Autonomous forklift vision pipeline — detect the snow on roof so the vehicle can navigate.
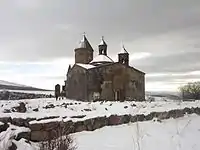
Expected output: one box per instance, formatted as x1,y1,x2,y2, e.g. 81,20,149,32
76,63,96,69
90,55,114,63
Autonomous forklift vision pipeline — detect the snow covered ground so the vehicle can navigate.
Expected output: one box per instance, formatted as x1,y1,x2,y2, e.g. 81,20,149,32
73,114,200,150
0,97,200,123
0,124,39,150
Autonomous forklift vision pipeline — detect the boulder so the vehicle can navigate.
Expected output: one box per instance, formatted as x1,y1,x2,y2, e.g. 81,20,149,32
84,109,92,111
108,115,122,125
74,121,86,132
124,106,128,109
43,122,59,131
157,111,170,120
71,115,86,119
194,107,200,115
93,117,108,129
84,119,94,131
12,118,29,127
8,142,17,150
12,102,27,113
43,104,55,109
131,114,145,122
121,115,131,124
0,117,12,124
33,108,39,112
31,131,49,142
0,123,9,132
15,131,31,141
62,121,74,134
183,107,193,114
29,123,43,131
3,109,11,113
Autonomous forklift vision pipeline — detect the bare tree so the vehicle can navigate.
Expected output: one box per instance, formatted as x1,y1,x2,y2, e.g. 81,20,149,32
179,82,200,100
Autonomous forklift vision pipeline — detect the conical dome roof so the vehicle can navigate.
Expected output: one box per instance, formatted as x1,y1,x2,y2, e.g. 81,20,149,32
76,33,93,51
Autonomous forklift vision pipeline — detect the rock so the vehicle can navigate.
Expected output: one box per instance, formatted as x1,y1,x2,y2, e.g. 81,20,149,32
74,121,86,132
29,123,43,131
108,115,122,125
15,131,31,141
84,109,92,111
194,107,200,115
136,114,145,122
130,114,145,122
145,113,155,121
0,123,9,132
12,118,28,127
43,104,55,109
63,121,74,134
124,106,128,109
183,107,193,114
131,104,136,107
33,108,39,112
157,111,170,120
8,142,17,150
70,115,86,119
0,117,12,124
3,109,11,113
31,131,50,142
121,115,131,124
43,122,59,131
84,119,94,131
12,102,27,113
93,117,108,129
168,109,184,118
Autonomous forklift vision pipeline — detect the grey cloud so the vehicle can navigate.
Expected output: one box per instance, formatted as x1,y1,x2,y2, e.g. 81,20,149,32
146,74,200,83
0,0,200,61
133,51,200,73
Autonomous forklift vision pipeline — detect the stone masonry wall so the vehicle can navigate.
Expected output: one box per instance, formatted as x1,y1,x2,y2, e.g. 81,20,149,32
0,107,200,142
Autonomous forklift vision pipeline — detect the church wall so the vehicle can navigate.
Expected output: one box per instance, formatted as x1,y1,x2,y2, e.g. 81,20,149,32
66,65,88,101
87,63,145,101
125,67,145,101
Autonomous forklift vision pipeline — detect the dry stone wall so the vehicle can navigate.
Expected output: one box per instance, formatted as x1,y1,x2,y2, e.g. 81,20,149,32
0,107,200,142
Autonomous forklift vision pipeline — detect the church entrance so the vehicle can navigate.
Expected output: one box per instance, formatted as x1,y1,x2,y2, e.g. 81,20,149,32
115,90,120,101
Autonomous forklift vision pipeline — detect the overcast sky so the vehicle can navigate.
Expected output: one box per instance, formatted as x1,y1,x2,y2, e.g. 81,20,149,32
0,0,200,91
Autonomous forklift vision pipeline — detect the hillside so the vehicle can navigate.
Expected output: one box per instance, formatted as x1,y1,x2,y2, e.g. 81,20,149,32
0,80,50,91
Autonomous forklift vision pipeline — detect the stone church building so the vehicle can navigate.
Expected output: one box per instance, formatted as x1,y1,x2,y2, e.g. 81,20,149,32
63,35,145,101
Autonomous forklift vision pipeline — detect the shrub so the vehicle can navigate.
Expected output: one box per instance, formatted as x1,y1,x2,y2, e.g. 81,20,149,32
40,135,76,150
179,82,200,100
40,121,76,150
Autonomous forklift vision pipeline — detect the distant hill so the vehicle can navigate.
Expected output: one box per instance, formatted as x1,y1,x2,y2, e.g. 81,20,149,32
146,91,181,100
0,80,51,91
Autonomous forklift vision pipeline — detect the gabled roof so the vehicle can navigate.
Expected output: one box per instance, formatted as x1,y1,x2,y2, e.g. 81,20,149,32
75,63,96,69
89,62,145,74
